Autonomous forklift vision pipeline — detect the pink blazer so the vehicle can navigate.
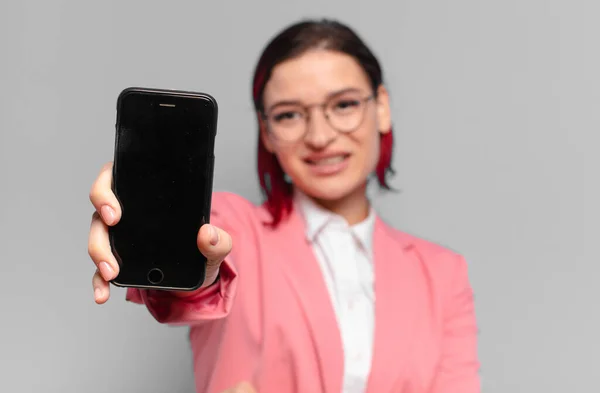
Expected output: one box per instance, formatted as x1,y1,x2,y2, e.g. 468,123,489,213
126,192,480,393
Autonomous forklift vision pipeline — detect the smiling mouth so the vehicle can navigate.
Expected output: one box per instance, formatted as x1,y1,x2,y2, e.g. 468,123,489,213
305,154,350,166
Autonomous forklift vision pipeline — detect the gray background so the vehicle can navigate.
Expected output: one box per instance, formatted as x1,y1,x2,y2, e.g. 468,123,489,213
1,0,597,392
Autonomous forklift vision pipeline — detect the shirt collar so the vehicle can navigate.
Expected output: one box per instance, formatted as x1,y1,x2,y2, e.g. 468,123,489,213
293,189,376,256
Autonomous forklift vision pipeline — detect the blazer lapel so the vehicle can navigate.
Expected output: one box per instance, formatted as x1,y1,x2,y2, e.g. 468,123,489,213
366,218,419,393
274,209,344,393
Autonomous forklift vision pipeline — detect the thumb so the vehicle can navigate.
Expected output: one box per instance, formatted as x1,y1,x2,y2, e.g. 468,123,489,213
197,223,232,285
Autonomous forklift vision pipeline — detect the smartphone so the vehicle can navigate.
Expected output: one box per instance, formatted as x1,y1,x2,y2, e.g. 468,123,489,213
109,87,218,291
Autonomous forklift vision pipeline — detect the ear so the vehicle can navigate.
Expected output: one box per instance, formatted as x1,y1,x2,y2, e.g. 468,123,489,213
259,113,275,153
375,84,392,134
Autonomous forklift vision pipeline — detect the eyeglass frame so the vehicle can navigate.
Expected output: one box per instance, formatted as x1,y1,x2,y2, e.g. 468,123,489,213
259,89,377,143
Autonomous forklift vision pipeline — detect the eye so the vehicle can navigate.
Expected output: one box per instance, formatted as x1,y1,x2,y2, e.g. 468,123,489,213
332,99,361,112
272,110,303,123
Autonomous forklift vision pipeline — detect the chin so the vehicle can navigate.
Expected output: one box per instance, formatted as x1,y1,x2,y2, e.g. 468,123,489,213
296,176,363,202
283,157,371,202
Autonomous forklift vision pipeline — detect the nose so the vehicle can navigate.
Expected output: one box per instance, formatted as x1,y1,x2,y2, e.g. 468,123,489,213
303,110,337,149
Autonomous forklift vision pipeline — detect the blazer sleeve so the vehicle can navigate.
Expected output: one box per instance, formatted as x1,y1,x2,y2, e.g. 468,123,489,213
123,191,250,326
430,255,481,393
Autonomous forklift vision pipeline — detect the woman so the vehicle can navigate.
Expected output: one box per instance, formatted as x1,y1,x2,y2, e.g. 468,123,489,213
88,19,480,393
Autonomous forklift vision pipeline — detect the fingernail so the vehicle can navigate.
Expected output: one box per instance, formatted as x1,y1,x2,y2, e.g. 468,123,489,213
209,225,219,246
98,261,115,281
101,205,116,225
94,287,102,301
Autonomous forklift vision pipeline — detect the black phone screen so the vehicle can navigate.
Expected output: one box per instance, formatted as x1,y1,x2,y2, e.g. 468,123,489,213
110,89,217,290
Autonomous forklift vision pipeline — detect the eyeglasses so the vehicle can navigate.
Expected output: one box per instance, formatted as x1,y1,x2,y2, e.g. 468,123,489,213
261,90,375,143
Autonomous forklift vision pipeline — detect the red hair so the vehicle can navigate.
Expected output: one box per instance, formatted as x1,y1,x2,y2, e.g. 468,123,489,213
252,19,396,227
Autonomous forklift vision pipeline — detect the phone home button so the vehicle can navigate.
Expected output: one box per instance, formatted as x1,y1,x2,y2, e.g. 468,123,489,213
147,268,164,284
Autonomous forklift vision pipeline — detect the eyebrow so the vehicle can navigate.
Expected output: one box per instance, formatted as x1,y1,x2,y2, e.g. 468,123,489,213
265,87,364,112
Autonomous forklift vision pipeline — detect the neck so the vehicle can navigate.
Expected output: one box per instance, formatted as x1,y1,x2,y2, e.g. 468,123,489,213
310,183,370,225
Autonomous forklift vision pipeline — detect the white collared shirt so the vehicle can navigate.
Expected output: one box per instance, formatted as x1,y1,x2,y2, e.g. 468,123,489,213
294,191,376,393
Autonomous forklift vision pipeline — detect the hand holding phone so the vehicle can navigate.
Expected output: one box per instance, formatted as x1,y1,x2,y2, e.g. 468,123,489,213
87,87,229,301
88,161,232,302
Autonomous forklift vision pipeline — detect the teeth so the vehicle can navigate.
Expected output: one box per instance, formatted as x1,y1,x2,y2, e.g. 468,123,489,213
310,155,346,165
